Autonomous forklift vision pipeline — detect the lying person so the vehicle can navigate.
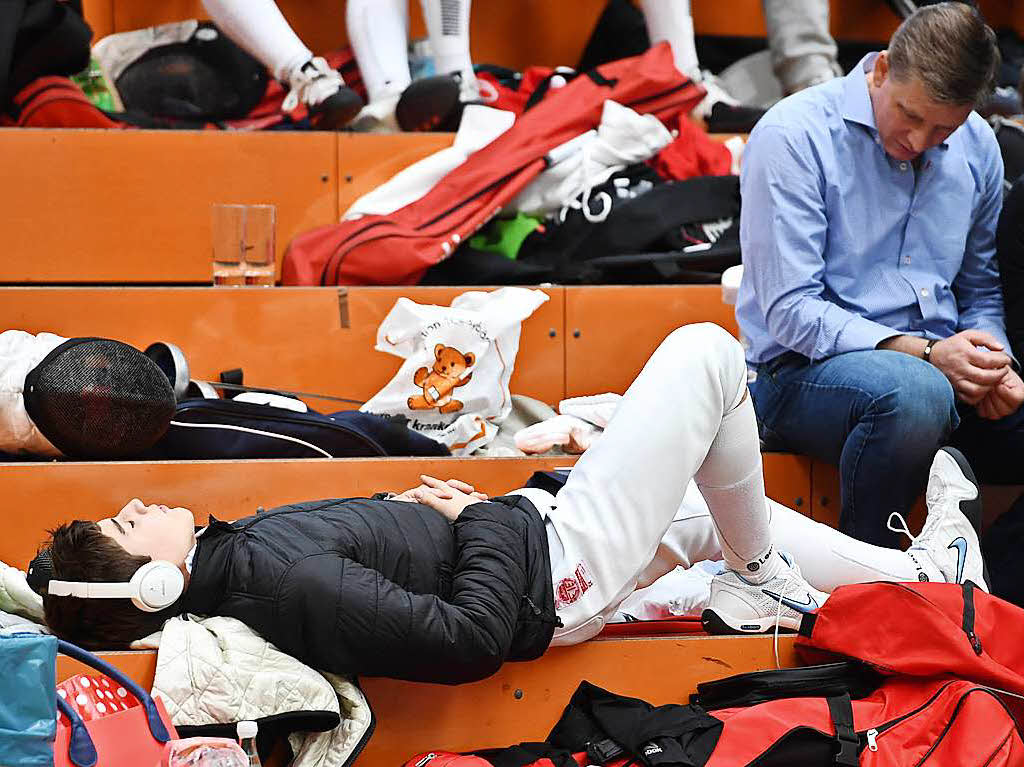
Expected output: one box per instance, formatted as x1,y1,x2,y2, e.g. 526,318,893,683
30,323,986,684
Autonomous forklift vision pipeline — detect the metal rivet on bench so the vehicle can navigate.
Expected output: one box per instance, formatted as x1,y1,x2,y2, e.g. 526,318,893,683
793,497,803,507
819,497,830,507
513,689,524,700
573,329,581,338
344,175,353,183
256,506,265,514
549,328,557,338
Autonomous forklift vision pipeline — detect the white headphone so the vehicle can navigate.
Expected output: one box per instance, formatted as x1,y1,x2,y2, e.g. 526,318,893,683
47,560,185,613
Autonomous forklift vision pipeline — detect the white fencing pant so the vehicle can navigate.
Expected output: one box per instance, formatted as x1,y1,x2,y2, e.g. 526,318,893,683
543,323,752,644
642,489,922,593
201,0,312,83
528,323,924,645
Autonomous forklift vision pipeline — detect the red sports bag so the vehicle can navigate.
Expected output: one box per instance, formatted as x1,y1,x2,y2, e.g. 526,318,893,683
281,43,704,287
1,76,126,128
798,580,1024,695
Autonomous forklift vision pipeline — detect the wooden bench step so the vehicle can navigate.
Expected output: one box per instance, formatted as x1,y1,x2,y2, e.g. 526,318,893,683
0,285,736,404
81,0,1021,72
0,452,811,567
61,634,799,766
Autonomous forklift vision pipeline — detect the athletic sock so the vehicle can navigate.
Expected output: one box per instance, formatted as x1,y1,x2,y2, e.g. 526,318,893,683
420,0,475,84
201,0,312,83
347,0,412,104
639,0,700,78
695,395,780,584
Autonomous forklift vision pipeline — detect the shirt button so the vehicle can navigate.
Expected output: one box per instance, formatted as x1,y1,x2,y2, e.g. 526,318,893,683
899,162,909,171
904,256,911,264
920,288,929,297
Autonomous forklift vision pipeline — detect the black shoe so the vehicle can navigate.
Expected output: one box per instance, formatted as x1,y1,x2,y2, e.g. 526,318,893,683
705,101,767,134
395,73,464,132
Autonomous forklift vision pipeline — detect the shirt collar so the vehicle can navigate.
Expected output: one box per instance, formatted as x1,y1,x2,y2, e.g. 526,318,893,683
841,53,881,132
183,526,208,575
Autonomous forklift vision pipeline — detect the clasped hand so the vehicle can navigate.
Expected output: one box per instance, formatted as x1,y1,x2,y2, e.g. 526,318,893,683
931,330,1024,419
392,475,489,521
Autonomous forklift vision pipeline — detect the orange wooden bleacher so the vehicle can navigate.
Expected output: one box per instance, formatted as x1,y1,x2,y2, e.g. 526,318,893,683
59,635,800,765
79,0,1023,72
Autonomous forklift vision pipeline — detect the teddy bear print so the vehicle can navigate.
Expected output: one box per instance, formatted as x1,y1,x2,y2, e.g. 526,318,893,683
408,343,476,414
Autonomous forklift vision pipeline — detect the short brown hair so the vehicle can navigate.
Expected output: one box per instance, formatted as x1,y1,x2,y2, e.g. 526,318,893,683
40,521,178,649
888,2,999,106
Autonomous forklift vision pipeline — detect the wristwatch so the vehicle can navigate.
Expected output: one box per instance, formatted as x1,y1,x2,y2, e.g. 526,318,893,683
922,339,937,363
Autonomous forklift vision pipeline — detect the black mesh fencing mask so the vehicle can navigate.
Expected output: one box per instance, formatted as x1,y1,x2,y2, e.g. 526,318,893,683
23,338,176,459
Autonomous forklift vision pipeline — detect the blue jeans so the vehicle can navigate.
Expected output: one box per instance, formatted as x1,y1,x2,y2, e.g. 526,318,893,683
750,349,1024,547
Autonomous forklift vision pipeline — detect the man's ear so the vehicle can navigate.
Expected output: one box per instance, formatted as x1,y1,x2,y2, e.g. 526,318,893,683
463,352,476,367
873,50,890,88
434,343,446,359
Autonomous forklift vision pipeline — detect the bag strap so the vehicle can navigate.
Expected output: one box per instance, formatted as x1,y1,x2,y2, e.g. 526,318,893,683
57,639,173,744
56,696,99,767
825,693,859,767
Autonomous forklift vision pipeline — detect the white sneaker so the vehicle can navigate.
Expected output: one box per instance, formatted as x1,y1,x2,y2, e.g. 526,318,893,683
692,71,738,119
901,447,989,591
702,552,828,634
282,57,363,128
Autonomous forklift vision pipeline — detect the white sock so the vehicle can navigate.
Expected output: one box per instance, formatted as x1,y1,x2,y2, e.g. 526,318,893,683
201,0,312,83
694,395,779,584
766,499,922,592
420,0,475,85
347,0,412,104
639,0,700,79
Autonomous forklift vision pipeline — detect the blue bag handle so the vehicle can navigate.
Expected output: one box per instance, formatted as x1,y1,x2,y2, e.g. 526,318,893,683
56,696,99,767
56,639,172,766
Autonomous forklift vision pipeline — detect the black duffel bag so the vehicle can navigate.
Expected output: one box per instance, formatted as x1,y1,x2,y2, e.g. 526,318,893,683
145,397,449,459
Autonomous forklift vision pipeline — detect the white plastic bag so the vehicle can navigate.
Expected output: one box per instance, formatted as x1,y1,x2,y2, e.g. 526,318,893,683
361,288,549,454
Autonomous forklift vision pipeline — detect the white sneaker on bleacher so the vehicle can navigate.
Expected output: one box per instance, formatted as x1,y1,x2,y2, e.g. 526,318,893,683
702,551,828,634
901,447,989,591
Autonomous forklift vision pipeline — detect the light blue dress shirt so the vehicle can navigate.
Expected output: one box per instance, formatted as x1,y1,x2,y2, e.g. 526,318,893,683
736,53,1008,365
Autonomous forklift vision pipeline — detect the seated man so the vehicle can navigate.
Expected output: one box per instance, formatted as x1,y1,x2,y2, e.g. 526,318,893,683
31,324,985,684
736,3,1024,547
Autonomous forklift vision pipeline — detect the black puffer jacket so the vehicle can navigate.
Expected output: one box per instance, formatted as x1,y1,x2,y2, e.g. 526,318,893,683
180,496,557,684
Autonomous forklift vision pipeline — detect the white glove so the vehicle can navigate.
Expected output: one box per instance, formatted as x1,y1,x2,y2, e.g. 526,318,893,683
558,393,622,428
514,415,600,454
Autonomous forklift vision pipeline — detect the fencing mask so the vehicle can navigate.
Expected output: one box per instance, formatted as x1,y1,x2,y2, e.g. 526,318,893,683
22,338,176,459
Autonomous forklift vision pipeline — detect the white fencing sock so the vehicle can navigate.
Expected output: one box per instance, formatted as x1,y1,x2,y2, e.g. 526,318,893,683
201,0,312,83
420,0,475,86
347,0,412,104
766,499,923,592
695,395,780,584
639,0,700,78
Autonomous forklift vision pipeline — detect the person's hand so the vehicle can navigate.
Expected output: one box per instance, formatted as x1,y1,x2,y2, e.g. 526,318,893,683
929,330,1012,405
406,476,488,522
976,368,1024,420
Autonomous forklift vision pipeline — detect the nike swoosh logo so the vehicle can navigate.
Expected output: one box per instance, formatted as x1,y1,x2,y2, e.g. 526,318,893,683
949,537,968,583
762,589,819,614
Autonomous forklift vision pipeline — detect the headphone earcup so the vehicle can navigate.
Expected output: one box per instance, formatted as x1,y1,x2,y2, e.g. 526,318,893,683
129,561,185,612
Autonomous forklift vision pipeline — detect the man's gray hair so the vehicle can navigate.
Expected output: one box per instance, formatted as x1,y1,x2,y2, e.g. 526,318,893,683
888,2,1000,106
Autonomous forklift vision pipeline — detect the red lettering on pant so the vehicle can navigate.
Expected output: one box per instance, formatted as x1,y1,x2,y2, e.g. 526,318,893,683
556,561,594,608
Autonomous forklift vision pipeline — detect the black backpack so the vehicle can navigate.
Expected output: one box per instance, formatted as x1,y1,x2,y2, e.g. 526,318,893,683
0,0,92,111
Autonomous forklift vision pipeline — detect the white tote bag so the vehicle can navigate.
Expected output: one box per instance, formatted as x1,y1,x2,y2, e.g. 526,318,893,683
360,288,549,455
